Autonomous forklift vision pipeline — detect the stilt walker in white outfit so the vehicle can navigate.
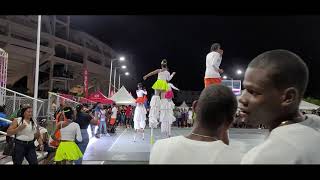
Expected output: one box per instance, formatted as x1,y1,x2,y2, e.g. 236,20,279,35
161,82,179,138
133,83,147,142
143,59,175,144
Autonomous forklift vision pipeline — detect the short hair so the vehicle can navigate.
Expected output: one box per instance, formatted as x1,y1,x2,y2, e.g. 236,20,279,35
196,85,237,129
248,49,309,98
211,43,221,52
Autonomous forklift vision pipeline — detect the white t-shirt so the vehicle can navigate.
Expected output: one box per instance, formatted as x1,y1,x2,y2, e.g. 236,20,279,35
157,70,170,81
241,114,320,164
60,122,82,142
111,107,117,119
188,110,193,120
99,109,106,121
16,118,37,141
149,136,243,164
205,51,222,78
34,127,48,147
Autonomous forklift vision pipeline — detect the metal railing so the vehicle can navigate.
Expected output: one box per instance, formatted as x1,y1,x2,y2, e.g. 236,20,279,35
0,87,44,118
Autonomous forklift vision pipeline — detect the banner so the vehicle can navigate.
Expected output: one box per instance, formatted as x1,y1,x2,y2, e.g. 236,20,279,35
84,67,88,98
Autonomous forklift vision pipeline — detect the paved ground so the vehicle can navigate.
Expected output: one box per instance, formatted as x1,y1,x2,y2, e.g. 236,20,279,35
82,127,268,164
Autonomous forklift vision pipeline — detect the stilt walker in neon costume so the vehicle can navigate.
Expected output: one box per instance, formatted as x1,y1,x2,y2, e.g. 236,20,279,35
143,59,174,144
133,83,147,142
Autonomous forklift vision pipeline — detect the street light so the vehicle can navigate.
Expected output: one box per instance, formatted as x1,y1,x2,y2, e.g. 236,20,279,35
114,65,127,93
236,69,242,75
118,72,130,89
223,75,227,79
108,56,125,97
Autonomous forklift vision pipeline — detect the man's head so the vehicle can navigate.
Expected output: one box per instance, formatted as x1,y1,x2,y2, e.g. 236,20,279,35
193,85,237,132
239,49,309,129
210,43,221,52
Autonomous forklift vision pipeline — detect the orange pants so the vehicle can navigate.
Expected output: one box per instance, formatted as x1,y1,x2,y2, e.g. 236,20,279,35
204,78,222,87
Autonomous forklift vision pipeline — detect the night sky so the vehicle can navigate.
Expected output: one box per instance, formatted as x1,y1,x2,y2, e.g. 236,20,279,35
70,15,320,98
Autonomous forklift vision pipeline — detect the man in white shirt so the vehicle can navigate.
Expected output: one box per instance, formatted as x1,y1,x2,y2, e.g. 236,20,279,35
239,49,320,164
110,103,118,126
204,43,224,88
149,85,243,164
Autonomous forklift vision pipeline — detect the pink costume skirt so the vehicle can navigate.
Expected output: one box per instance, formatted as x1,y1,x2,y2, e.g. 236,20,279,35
165,90,174,99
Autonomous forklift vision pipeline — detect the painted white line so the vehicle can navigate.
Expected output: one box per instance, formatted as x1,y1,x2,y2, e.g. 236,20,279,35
108,129,127,151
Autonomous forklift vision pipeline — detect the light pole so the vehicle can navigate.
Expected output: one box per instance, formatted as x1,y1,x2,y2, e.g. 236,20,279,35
33,15,41,120
113,65,126,93
108,56,125,97
118,72,129,89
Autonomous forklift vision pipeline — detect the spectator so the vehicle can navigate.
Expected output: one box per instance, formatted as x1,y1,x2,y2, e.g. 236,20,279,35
187,108,193,127
150,85,242,164
73,104,98,164
0,105,10,132
110,103,118,128
54,106,82,165
6,106,44,165
239,50,320,164
125,105,133,129
36,119,56,164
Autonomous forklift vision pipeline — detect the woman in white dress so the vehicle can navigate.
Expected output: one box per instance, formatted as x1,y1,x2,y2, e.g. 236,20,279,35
133,83,147,142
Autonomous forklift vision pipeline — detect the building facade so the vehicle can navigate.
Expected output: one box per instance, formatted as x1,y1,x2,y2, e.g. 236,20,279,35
0,15,116,98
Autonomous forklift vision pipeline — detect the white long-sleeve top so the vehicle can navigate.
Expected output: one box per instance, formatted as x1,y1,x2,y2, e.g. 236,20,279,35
168,83,179,91
205,51,222,78
136,89,147,97
60,122,82,142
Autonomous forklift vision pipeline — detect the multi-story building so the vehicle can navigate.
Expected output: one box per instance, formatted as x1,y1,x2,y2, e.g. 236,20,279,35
0,15,117,98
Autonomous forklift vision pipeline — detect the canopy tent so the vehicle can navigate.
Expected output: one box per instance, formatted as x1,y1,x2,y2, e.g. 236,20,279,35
177,101,190,110
88,91,113,104
110,86,136,106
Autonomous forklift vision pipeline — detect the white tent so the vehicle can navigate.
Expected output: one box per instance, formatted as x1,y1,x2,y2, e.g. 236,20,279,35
236,96,319,110
110,86,136,106
299,100,319,110
178,101,189,110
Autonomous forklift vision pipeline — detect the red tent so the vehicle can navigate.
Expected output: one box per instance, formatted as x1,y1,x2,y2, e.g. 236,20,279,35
87,91,113,104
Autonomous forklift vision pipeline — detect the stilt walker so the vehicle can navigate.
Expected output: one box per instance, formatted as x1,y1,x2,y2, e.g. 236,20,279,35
133,83,147,142
143,59,174,144
161,82,179,138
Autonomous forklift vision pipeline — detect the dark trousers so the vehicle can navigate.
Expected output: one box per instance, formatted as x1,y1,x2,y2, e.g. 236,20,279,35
75,129,89,165
13,140,38,165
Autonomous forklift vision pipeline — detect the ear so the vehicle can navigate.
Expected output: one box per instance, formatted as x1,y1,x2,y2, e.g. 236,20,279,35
281,87,299,106
192,100,198,112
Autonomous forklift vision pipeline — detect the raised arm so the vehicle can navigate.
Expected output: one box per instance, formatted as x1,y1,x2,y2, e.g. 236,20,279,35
143,69,160,80
168,72,176,81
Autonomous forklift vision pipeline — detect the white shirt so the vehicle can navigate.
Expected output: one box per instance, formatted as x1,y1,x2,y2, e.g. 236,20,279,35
34,127,48,147
60,122,82,142
205,51,222,78
241,114,320,164
136,89,147,98
157,70,171,81
99,109,106,121
111,107,117,119
150,136,243,164
188,111,193,119
16,118,37,141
